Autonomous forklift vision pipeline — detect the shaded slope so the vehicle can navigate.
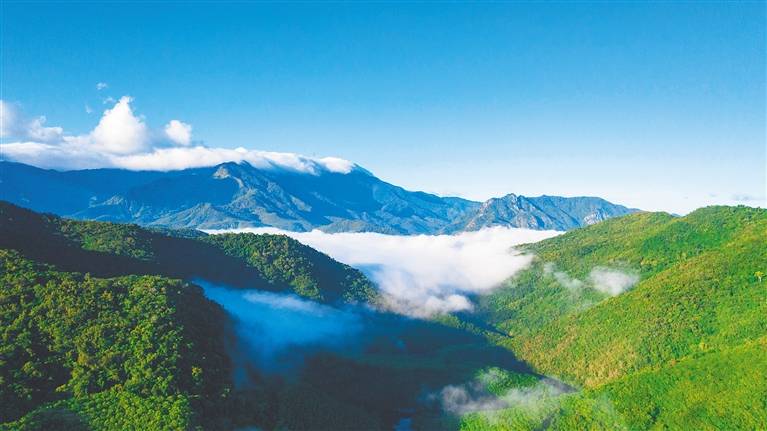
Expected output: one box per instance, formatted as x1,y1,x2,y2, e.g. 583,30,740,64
0,201,375,303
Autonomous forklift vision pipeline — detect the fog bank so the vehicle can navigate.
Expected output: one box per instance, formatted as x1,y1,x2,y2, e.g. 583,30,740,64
198,280,362,372
206,227,560,317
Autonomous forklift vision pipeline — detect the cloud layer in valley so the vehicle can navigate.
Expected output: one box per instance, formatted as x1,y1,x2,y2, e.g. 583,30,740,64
198,280,362,372
0,97,354,174
206,227,561,317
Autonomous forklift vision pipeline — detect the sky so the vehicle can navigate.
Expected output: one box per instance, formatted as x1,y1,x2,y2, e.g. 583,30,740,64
1,1,765,214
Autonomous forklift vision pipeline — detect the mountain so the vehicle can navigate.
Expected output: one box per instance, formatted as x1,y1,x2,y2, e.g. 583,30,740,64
0,161,636,233
0,201,376,304
451,193,635,231
1,202,764,430
454,205,767,429
0,202,537,431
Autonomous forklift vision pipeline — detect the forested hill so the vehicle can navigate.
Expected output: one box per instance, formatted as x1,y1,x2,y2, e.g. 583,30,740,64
0,201,538,431
457,205,767,429
0,201,376,304
0,201,379,429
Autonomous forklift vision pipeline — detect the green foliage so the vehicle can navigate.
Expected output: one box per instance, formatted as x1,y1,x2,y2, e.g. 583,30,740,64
550,337,767,430
0,390,193,431
0,201,377,304
463,206,767,430
202,233,378,303
0,250,231,428
512,207,767,387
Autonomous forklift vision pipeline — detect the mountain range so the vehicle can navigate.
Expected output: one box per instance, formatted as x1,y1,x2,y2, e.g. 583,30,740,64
1,202,764,430
0,161,636,233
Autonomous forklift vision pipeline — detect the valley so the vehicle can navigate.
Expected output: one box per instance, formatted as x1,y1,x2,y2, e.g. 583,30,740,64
0,201,764,430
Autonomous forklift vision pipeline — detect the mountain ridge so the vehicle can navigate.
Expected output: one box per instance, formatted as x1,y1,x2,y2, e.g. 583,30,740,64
0,160,637,233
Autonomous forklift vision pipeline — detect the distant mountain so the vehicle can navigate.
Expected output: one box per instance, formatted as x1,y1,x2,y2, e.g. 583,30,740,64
451,193,636,231
0,161,636,233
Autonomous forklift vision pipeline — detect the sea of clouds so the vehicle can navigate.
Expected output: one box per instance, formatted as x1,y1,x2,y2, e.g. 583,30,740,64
206,227,561,317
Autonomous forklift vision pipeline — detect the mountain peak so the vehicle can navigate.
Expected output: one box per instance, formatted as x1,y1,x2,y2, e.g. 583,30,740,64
0,161,636,233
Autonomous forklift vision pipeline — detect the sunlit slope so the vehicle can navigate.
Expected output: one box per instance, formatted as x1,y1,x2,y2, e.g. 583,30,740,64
508,206,767,386
548,337,767,430
468,206,767,429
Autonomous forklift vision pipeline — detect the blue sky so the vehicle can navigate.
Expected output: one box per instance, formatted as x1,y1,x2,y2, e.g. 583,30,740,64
1,1,765,213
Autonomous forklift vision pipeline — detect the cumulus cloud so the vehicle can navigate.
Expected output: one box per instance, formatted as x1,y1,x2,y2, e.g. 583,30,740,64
96,82,108,90
90,96,150,154
0,97,356,174
164,119,192,146
0,100,63,142
589,267,639,296
206,227,561,317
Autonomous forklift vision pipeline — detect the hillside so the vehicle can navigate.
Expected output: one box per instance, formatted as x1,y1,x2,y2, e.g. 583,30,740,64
0,202,544,431
0,250,232,429
0,161,635,233
0,201,376,304
459,206,767,429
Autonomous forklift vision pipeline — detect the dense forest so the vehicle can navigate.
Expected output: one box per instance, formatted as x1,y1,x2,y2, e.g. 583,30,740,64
0,201,537,430
1,201,764,430
451,206,767,429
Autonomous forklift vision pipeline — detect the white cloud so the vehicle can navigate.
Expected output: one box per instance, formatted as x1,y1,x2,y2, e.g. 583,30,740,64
96,82,108,90
0,100,16,137
206,226,561,317
543,262,584,292
545,263,639,297
437,370,565,416
164,119,192,146
0,101,63,143
0,97,356,175
89,96,149,154
589,267,639,296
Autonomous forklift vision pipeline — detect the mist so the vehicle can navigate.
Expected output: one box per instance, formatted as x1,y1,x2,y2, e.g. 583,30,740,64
205,227,560,317
436,369,567,416
197,280,363,372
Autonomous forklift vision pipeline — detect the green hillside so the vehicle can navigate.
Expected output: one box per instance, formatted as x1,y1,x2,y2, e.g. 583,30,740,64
460,206,767,429
0,201,536,431
0,250,230,429
0,201,376,303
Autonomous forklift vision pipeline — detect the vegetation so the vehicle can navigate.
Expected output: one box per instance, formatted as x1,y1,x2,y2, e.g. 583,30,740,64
456,206,767,429
0,250,230,429
0,201,376,303
202,233,377,302
2,201,765,430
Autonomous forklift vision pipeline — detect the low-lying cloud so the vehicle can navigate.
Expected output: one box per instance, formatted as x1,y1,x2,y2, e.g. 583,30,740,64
545,263,639,297
437,369,566,416
589,267,639,296
206,227,560,317
0,97,355,174
198,280,362,371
